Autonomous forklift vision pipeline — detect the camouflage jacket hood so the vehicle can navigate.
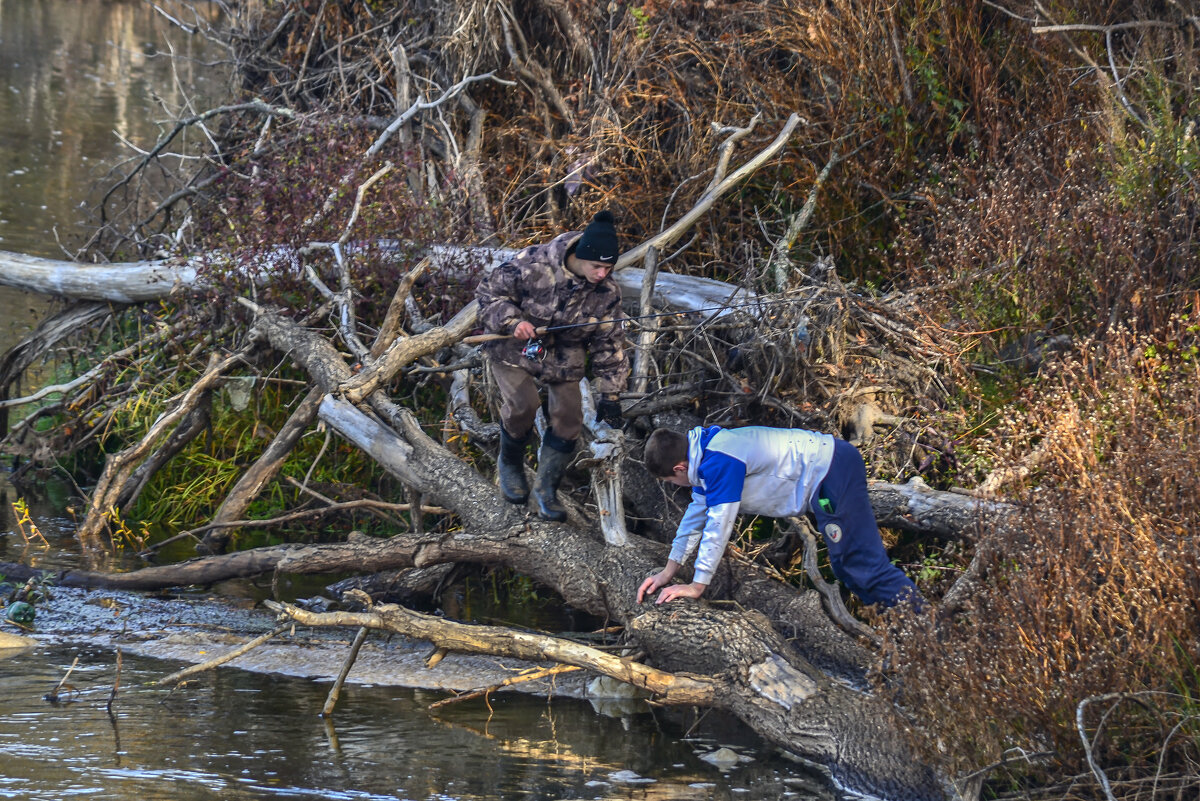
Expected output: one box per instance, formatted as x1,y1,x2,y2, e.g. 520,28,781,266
475,230,629,394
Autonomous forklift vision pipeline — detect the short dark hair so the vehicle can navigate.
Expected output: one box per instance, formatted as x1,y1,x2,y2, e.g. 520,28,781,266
644,428,688,477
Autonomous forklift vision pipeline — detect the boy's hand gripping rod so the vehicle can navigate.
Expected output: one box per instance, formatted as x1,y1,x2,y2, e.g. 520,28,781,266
462,327,548,345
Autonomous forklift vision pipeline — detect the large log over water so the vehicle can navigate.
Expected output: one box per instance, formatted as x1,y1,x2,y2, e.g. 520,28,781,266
0,300,998,800
0,397,948,800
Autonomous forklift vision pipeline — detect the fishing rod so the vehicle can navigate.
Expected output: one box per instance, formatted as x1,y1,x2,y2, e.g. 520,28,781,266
461,296,805,347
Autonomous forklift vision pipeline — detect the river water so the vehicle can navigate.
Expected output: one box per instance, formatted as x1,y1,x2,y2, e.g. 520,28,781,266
0,2,831,798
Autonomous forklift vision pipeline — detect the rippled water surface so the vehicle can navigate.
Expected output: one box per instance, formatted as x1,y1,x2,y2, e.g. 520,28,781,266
0,643,828,800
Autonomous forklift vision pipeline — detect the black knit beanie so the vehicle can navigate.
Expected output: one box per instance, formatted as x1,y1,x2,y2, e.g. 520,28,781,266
573,211,620,264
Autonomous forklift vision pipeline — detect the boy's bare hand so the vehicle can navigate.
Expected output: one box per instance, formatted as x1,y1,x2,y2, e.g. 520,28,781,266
637,573,669,603
654,582,705,604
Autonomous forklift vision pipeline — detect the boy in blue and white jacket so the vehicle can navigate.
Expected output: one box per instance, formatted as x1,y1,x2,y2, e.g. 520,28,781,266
637,425,921,609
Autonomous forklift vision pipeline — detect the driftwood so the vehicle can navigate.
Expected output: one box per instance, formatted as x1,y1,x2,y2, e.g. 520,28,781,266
266,598,718,705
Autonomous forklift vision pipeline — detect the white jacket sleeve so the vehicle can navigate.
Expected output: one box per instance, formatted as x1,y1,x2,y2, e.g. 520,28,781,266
667,492,740,586
667,491,708,566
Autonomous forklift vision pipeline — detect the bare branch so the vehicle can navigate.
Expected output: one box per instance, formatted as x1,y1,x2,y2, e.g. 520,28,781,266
365,71,515,158
617,114,804,268
265,600,719,705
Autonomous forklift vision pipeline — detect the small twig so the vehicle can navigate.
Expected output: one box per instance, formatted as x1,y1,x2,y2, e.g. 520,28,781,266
366,71,515,157
1031,19,1180,34
618,113,804,268
98,100,300,219
160,492,451,546
768,147,844,291
704,113,762,195
106,648,123,714
1077,693,1124,801
322,627,369,716
290,0,329,101
46,656,80,703
337,162,394,246
631,246,661,396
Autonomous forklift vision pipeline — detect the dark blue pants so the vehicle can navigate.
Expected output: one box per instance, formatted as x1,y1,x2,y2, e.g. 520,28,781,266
812,439,922,609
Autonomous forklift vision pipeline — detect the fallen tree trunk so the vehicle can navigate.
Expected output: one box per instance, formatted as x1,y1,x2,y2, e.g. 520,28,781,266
5,390,984,801
0,245,754,317
870,476,1011,540
0,250,201,303
0,299,984,798
1,439,948,801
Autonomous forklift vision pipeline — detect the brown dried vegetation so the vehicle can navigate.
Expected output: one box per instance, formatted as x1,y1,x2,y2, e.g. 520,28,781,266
884,316,1200,797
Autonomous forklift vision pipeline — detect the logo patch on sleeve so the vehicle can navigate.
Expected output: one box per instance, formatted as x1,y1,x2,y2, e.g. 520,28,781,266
824,522,843,543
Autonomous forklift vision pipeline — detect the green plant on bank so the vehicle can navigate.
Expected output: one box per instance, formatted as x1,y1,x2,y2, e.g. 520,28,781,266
1101,52,1199,208
910,542,962,591
106,505,150,553
118,368,448,548
10,498,48,546
134,393,352,535
629,5,651,40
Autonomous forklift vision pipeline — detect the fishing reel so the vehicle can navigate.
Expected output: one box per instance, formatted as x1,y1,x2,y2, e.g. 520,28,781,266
521,339,546,361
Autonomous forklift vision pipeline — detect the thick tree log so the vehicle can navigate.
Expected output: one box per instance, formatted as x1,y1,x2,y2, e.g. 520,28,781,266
0,245,755,323
293,395,946,800
870,476,1011,540
1,522,944,801
0,250,201,303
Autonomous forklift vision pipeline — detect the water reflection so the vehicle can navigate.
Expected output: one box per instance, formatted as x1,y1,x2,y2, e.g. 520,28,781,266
0,0,227,538
0,0,225,258
0,646,827,800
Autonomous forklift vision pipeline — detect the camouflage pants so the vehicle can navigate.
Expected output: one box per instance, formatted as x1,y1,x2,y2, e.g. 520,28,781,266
489,359,582,442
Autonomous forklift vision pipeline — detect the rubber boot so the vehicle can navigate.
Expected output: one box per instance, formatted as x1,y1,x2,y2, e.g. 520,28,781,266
497,427,530,504
533,430,575,522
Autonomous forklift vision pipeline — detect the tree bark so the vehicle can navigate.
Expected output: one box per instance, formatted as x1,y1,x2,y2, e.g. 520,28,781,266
0,245,756,318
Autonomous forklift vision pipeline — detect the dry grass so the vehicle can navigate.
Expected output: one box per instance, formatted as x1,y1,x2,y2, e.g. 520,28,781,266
881,314,1200,796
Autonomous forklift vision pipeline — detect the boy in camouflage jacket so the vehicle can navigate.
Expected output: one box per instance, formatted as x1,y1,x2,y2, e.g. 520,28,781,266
476,211,629,521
